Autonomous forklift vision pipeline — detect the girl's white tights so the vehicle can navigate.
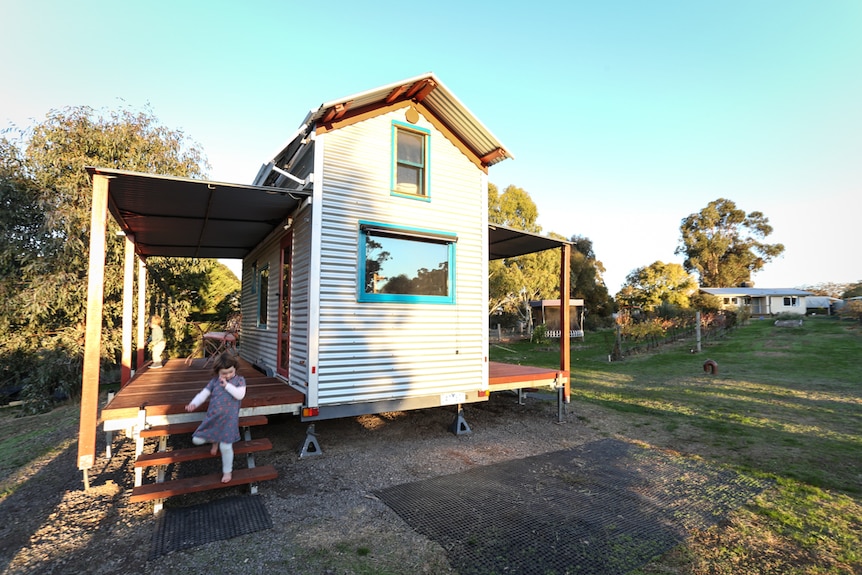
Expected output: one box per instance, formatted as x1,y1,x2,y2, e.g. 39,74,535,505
192,436,234,473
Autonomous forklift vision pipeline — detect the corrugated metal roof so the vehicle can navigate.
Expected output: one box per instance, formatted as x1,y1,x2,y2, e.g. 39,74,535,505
489,225,570,260
85,168,559,262
86,167,310,259
306,73,512,167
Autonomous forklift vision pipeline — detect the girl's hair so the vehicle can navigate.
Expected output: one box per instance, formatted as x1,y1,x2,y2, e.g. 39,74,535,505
150,314,162,325
212,352,240,374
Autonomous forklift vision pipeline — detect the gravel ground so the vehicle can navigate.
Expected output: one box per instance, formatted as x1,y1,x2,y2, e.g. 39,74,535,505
1,392,621,575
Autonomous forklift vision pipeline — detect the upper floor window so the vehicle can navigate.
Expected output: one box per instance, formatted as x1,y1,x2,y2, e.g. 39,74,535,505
392,122,430,199
358,222,455,304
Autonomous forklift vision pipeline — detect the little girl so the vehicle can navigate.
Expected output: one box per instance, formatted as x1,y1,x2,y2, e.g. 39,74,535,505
185,352,247,483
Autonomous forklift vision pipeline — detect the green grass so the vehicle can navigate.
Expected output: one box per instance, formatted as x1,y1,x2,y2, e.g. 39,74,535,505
0,402,79,478
491,316,862,574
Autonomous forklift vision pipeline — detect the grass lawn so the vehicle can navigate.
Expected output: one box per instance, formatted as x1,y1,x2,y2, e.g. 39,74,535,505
491,316,862,574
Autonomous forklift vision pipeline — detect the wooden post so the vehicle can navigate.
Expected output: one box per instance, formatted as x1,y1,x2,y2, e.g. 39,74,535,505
696,311,702,353
559,243,571,402
77,174,110,482
121,234,134,386
136,259,146,372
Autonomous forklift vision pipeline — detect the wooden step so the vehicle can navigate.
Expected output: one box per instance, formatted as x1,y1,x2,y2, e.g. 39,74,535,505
129,465,278,503
140,415,268,438
134,438,273,468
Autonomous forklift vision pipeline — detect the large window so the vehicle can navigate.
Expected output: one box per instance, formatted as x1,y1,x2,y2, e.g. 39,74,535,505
358,222,456,304
392,122,430,199
783,296,798,307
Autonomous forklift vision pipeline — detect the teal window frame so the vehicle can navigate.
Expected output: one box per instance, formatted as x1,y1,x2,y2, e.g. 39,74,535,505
391,121,431,201
358,221,456,304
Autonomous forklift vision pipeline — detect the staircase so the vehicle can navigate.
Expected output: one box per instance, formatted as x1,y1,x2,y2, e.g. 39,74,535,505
130,414,277,513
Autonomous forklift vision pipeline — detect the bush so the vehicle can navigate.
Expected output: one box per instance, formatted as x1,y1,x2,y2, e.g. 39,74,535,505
531,323,549,344
622,318,666,341
584,313,614,331
0,348,81,415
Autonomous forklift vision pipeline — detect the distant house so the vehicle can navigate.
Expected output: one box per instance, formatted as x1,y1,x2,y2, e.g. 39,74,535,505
699,287,813,316
806,296,841,315
530,299,585,338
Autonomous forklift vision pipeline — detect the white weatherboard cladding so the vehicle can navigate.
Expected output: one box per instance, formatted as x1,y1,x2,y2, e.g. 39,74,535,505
240,236,280,371
239,203,313,383
286,203,313,386
316,110,486,406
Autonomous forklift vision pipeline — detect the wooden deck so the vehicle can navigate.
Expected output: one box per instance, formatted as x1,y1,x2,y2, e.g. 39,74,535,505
100,357,305,431
100,358,563,431
488,361,566,392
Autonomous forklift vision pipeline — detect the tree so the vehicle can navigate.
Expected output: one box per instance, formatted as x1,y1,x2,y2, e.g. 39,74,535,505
842,282,862,299
0,105,212,411
144,257,240,354
801,282,854,298
568,236,614,327
676,198,784,287
487,184,557,330
616,261,697,311
488,183,541,232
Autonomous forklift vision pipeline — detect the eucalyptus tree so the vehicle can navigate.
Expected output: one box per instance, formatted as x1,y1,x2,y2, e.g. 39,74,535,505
616,260,697,312
487,183,557,329
568,235,614,326
676,198,784,287
0,106,215,410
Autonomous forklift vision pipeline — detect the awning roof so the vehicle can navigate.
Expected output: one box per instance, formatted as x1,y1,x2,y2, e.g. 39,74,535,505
86,167,310,260
85,168,566,262
488,224,570,260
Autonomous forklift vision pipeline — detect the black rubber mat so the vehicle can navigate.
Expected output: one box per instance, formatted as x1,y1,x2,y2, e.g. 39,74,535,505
149,495,272,559
376,438,770,575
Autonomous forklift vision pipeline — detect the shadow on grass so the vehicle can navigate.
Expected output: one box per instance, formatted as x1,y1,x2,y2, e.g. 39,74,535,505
0,441,80,570
573,392,861,495
0,427,138,573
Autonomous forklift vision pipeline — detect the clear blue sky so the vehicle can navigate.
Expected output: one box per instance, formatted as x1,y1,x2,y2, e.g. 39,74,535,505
2,0,860,294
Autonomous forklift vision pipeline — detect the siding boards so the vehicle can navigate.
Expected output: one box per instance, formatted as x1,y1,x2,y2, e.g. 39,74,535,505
315,110,485,406
286,203,312,386
241,204,313,381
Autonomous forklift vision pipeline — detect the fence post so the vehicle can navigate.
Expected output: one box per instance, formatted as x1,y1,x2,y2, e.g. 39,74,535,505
696,311,702,353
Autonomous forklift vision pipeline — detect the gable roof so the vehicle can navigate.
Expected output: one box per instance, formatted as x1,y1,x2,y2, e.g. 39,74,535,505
700,287,813,297
314,73,511,165
258,73,512,188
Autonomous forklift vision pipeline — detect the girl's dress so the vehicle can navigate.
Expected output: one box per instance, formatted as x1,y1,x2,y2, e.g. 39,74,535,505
193,375,246,444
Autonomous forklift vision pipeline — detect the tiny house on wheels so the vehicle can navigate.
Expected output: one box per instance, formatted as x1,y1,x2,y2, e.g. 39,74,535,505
77,74,572,493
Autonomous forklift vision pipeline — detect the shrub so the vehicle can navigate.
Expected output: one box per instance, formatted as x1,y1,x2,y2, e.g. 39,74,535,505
622,318,666,341
0,347,81,415
531,323,549,344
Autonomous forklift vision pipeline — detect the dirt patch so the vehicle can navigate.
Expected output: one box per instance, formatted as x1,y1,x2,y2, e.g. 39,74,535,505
1,393,618,574
1,389,851,575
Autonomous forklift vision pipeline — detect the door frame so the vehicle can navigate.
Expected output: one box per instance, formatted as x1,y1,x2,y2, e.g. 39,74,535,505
276,232,292,378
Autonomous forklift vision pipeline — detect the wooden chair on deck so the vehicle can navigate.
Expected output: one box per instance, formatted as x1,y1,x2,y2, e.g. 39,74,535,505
185,315,241,367
184,322,221,366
